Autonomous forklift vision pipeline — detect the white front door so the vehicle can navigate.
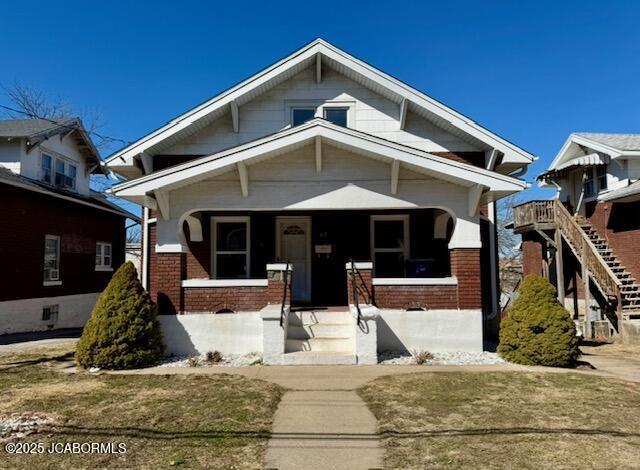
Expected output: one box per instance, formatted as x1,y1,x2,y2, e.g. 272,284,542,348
277,217,311,303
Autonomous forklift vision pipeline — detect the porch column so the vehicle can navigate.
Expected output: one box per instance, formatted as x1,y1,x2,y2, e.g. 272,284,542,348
450,248,482,309
152,252,186,314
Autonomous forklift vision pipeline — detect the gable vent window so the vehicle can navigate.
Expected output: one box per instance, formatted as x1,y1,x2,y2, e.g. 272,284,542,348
292,108,316,127
324,108,348,127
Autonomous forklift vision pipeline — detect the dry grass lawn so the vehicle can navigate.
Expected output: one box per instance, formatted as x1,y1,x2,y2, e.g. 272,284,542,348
359,371,640,469
0,343,282,469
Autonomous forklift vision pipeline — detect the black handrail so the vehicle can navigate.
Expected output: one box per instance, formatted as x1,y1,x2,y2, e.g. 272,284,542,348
349,258,363,327
280,261,290,327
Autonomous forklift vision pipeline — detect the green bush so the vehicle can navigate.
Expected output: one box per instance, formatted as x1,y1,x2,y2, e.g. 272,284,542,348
76,262,164,369
498,274,579,367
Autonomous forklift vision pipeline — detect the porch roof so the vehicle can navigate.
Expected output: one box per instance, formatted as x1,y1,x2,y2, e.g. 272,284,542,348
109,119,527,203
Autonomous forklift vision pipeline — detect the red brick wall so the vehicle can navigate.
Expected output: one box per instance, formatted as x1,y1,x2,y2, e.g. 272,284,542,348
586,201,640,282
184,287,269,312
347,269,373,305
0,183,126,302
152,253,185,314
374,285,458,309
451,248,482,309
185,221,209,279
521,232,544,277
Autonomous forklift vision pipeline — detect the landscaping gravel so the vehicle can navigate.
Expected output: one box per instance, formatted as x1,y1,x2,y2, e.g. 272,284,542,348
0,414,53,441
378,351,506,365
158,352,263,368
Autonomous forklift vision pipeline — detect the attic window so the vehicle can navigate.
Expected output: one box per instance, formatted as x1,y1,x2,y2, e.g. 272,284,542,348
292,108,315,127
324,108,348,127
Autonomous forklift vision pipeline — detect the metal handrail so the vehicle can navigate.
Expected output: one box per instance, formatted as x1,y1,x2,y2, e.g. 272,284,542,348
349,258,363,327
279,261,290,327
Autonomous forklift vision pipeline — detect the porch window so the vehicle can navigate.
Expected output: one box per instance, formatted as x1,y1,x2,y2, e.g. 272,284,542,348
371,215,409,277
95,242,112,271
584,168,595,198
212,217,250,279
292,108,316,127
44,235,60,282
596,165,607,191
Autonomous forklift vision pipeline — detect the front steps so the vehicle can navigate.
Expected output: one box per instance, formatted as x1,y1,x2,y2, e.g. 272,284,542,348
283,309,356,365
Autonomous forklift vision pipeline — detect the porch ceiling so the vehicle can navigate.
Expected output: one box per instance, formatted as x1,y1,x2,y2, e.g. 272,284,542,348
110,119,527,204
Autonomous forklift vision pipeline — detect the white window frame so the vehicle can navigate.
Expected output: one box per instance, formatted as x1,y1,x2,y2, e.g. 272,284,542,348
54,158,77,190
95,242,113,271
286,100,355,128
211,216,251,279
43,234,61,286
370,214,410,277
41,150,77,191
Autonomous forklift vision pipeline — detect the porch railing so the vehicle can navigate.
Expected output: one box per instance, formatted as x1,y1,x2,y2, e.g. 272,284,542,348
279,261,290,327
349,258,363,327
513,200,621,303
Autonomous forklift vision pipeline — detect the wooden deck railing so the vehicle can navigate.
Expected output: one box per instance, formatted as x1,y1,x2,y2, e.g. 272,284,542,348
513,200,621,304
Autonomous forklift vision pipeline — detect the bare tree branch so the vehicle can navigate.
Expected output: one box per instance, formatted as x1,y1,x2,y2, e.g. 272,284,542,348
497,194,523,294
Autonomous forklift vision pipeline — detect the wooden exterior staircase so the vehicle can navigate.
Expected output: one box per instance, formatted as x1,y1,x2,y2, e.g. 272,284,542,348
513,200,640,332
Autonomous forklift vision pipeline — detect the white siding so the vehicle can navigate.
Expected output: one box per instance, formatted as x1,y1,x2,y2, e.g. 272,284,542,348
162,66,479,157
19,135,91,195
0,139,23,173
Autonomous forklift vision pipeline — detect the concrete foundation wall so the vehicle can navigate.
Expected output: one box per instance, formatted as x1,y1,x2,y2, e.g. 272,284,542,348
0,292,99,335
377,309,483,352
158,313,263,356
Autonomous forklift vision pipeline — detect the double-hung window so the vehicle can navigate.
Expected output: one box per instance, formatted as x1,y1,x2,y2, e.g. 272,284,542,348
212,217,250,279
95,242,113,271
44,235,60,283
41,154,53,183
54,159,77,190
371,215,409,277
584,168,595,198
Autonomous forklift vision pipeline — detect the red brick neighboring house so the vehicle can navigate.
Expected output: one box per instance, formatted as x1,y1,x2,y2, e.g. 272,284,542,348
514,133,640,343
0,118,136,335
106,39,534,364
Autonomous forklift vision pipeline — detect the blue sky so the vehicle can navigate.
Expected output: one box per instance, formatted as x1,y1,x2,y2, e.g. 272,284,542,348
2,0,640,206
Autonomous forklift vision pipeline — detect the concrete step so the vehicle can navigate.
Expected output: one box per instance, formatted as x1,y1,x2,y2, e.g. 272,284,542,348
281,351,357,365
288,310,352,326
287,324,354,340
286,337,355,353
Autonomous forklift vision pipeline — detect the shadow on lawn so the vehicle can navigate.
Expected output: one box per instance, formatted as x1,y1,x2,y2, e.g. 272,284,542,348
43,424,640,441
0,352,75,368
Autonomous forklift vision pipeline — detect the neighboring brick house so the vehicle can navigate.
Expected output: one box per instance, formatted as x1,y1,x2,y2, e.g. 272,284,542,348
0,118,137,334
514,133,640,343
106,39,534,364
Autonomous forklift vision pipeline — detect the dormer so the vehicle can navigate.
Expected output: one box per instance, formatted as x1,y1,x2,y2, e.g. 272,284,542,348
0,117,104,196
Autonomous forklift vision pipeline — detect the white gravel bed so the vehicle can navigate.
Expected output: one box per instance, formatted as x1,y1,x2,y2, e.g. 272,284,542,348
378,351,506,365
158,352,263,368
1,414,53,441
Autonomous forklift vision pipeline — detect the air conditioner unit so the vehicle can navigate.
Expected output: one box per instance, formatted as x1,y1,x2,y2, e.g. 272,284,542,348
49,270,59,280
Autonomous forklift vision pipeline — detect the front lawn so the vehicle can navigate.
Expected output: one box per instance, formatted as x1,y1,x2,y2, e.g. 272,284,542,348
359,371,640,469
0,343,282,469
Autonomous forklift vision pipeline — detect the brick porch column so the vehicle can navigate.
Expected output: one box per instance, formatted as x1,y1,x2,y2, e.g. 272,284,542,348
152,252,186,314
450,248,481,309
346,261,373,305
262,263,293,365
266,263,293,306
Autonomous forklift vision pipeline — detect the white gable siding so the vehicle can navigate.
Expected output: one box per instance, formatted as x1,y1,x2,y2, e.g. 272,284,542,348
162,67,480,157
19,135,91,195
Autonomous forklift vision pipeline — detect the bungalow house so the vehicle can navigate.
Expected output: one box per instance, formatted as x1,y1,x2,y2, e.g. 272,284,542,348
107,39,534,364
0,118,136,335
513,133,640,343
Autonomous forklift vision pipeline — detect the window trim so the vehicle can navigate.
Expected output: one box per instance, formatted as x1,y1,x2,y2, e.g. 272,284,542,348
322,106,350,127
370,214,410,277
95,241,114,271
43,234,61,285
286,100,355,128
41,153,53,184
41,150,77,190
211,216,251,279
596,165,608,191
291,107,317,127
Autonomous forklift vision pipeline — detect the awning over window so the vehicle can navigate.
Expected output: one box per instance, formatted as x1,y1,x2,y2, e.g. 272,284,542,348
538,153,609,181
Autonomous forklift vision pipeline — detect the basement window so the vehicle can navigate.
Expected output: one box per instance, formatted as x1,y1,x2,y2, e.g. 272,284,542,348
42,305,59,322
212,217,250,279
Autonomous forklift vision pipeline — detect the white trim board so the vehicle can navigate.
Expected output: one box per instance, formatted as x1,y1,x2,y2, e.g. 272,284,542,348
105,39,534,172
182,279,268,288
372,277,458,286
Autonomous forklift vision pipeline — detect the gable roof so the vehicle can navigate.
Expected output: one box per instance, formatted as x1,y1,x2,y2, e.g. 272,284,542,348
0,167,138,220
105,39,535,175
0,117,103,172
546,132,640,175
110,118,527,203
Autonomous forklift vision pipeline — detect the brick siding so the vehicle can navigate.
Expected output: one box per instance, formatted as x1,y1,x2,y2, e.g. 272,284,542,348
0,183,126,302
